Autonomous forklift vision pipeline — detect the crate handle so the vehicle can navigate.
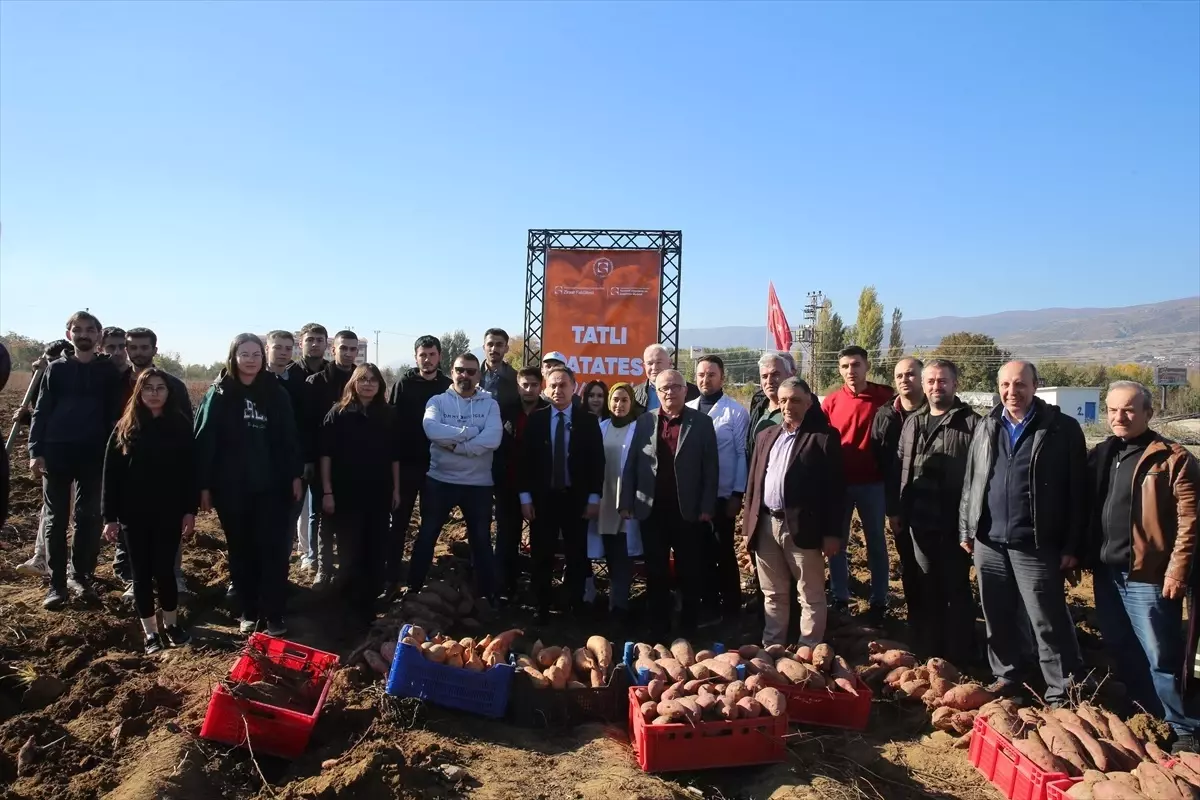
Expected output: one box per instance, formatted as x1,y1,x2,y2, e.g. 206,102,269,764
282,646,312,661
993,730,1019,765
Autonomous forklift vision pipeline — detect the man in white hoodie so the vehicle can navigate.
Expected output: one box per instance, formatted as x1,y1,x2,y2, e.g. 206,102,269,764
406,353,503,601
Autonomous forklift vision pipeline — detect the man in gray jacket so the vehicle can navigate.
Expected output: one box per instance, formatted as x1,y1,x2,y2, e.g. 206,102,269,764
959,360,1088,706
620,369,718,638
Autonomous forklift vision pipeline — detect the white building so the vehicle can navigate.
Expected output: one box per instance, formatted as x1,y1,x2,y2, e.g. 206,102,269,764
1035,386,1101,425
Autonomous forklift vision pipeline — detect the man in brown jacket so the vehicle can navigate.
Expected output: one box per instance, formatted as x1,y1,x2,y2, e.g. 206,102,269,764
1090,380,1200,753
743,377,844,647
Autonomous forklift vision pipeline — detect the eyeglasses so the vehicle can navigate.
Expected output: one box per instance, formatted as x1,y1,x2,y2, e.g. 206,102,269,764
454,367,478,376
141,385,168,395
658,384,685,393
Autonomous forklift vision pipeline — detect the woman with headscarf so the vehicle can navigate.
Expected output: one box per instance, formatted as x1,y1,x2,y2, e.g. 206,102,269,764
586,382,641,621
583,380,610,421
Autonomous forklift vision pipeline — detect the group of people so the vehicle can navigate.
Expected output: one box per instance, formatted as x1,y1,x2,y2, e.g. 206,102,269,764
10,314,1199,751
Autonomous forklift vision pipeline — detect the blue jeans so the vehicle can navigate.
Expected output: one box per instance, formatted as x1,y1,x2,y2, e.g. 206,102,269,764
1093,565,1199,736
829,482,889,608
407,477,495,600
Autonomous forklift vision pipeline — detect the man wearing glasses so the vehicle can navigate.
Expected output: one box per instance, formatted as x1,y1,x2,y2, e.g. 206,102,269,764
405,353,503,603
620,369,719,639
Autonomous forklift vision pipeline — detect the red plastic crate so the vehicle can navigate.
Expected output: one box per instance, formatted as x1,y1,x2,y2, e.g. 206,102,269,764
780,674,872,730
968,715,1070,800
1045,778,1082,800
200,634,339,759
626,687,788,773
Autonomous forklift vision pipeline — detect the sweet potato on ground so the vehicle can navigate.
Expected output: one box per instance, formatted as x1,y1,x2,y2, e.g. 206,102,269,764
869,649,917,670
940,683,995,712
523,666,550,688
925,657,961,683
932,706,956,731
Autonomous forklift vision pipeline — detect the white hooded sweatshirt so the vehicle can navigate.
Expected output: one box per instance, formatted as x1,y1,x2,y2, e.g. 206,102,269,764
422,386,502,486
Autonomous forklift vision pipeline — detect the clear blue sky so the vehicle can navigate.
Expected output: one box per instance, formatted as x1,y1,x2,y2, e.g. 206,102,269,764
1,1,1197,365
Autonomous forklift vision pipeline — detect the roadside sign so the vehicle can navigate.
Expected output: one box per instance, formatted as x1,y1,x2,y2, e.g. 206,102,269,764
1155,366,1188,387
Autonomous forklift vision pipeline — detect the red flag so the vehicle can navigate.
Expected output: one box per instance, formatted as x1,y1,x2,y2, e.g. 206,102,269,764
766,282,792,351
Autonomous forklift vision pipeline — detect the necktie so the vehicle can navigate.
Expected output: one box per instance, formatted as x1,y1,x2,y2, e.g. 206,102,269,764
552,411,567,490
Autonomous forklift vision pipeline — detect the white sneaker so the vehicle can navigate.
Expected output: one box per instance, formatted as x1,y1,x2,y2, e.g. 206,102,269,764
238,619,257,635
16,558,48,578
122,583,135,602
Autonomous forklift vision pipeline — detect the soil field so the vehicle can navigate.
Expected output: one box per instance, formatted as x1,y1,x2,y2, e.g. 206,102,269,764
0,376,1167,800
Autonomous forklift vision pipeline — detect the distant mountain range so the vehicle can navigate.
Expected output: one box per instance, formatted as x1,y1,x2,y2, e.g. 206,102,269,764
678,297,1200,365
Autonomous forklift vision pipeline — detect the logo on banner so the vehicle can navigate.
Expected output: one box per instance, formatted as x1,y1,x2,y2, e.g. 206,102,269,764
609,286,651,297
593,258,613,277
554,285,602,296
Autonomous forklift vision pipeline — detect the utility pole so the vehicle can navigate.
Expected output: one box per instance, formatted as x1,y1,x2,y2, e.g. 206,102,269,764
801,291,823,386
374,330,381,367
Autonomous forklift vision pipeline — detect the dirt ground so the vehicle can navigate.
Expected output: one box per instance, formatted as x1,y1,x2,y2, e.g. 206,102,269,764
0,376,1150,800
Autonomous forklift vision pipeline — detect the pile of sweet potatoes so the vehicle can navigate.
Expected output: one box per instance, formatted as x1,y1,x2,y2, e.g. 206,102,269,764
632,673,788,724
354,624,525,677
978,701,1200,798
631,639,862,696
515,636,616,690
399,578,487,634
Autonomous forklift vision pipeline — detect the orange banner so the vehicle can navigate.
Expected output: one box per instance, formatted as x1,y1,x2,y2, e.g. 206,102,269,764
543,249,662,387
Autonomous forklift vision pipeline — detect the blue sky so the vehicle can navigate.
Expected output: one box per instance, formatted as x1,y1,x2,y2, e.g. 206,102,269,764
1,1,1197,365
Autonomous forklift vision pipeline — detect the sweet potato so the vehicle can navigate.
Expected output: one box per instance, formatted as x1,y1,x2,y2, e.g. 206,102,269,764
1147,739,1174,766
695,692,719,717
885,666,911,687
1052,708,1093,736
523,666,550,688
725,680,750,703
869,649,917,670
574,647,596,676
1015,730,1077,776
744,674,764,693
380,640,396,664
485,629,524,661
990,711,1024,741
738,644,765,661
1100,739,1142,772
1066,782,1098,800
927,677,955,703
940,683,995,712
1107,772,1143,790
716,652,744,667
932,706,956,731
703,658,738,683
953,730,974,750
899,679,930,699
716,695,740,720
1076,704,1112,740
653,644,672,661
858,663,890,690
1040,721,1092,775
1104,710,1149,761
684,679,710,694
656,699,693,722
634,643,654,661
1135,761,1190,799
660,681,685,703
656,658,687,683
951,712,977,736
1180,752,1200,775
1060,721,1110,772
776,658,811,686
925,657,961,683
794,645,813,663
1082,770,1109,785
756,687,787,718
688,662,713,681
805,670,827,690
586,636,612,672
676,696,702,719
1171,761,1200,790
555,648,572,673
544,664,568,689
698,683,723,698
589,668,605,688
639,700,658,723
670,639,696,667
401,635,421,647
445,651,464,668
811,644,835,673
1093,781,1148,800
765,644,790,660
736,697,763,718
425,643,447,664
746,657,776,676
646,678,666,701
363,648,389,675
695,649,716,662
635,658,666,680
650,716,677,725
405,624,427,644
633,686,651,704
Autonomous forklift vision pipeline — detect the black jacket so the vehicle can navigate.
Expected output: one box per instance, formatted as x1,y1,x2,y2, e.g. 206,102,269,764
958,397,1088,556
318,402,400,512
276,362,311,437
102,412,198,525
387,367,452,477
29,354,125,458
481,361,519,411
495,394,549,489
633,379,700,415
897,399,979,533
304,363,355,463
518,404,605,516
194,370,302,507
743,405,845,551
118,369,194,423
874,396,926,517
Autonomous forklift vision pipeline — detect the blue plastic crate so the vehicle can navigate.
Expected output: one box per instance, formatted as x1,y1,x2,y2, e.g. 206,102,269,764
385,627,514,718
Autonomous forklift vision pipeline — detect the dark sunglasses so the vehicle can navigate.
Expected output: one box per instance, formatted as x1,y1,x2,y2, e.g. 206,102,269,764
454,366,478,376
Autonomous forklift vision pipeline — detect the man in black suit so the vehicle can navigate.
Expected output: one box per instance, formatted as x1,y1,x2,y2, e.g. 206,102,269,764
620,368,719,637
519,365,604,624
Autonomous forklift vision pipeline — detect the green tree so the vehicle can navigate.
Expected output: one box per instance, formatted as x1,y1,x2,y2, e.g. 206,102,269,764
1,332,47,369
439,329,472,374
815,299,846,391
155,351,186,377
853,286,885,377
884,307,904,377
932,332,1012,391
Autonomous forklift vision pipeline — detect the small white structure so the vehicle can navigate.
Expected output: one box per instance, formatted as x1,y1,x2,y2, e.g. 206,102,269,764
1036,386,1101,425
960,391,1001,410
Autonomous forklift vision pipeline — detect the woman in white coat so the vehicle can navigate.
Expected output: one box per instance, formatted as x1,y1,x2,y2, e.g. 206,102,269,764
586,382,641,620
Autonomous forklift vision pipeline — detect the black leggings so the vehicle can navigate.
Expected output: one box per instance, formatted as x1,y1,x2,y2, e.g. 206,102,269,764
333,504,390,620
126,521,182,620
218,496,290,622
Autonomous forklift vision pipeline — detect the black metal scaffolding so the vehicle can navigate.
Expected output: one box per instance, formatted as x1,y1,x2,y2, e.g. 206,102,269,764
523,229,683,367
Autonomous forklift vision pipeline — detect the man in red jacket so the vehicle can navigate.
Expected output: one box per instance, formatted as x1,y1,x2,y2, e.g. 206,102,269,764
821,345,895,622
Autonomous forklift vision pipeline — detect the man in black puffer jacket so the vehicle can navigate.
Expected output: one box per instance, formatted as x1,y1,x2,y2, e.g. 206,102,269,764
959,360,1088,706
383,335,451,596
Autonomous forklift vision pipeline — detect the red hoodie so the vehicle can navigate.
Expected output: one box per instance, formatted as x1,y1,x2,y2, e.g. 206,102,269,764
822,382,895,485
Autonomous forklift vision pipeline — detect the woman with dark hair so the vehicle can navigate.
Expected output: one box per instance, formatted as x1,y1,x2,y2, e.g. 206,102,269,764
318,363,400,623
195,333,302,636
583,380,610,420
102,368,197,653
